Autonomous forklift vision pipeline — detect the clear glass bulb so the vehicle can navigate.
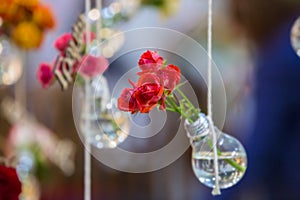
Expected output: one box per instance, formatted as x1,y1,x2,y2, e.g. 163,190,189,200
0,37,23,86
185,113,247,189
79,77,130,149
291,16,300,57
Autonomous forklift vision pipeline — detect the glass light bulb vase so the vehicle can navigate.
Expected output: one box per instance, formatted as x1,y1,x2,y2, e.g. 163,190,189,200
184,113,247,189
79,76,130,149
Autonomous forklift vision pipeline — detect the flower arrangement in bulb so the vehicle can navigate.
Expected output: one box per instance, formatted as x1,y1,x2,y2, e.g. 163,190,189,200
118,50,245,173
0,0,55,49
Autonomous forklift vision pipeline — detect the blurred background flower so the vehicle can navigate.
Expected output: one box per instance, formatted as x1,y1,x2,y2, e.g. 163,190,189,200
0,0,55,49
0,164,22,200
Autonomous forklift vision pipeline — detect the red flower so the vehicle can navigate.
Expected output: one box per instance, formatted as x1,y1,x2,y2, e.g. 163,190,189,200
36,63,54,89
118,88,139,113
78,55,109,78
138,64,181,92
118,50,181,114
138,50,164,71
137,72,161,86
54,33,73,52
133,82,164,113
158,64,181,91
118,74,164,113
0,165,22,200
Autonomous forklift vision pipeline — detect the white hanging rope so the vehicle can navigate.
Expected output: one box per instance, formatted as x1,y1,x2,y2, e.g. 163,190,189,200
84,1,102,199
95,0,102,44
84,80,91,200
207,0,221,195
84,1,92,200
85,0,91,50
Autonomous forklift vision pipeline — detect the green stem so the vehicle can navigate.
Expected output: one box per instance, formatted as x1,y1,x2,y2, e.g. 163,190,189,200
225,158,246,173
166,96,180,113
167,95,193,123
207,139,246,173
164,98,175,110
176,88,198,113
166,107,178,112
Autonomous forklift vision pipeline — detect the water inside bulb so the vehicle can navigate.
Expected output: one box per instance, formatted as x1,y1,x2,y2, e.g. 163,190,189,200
0,37,22,86
185,113,247,189
192,132,247,189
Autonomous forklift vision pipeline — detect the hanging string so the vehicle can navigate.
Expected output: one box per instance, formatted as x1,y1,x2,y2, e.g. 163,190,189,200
83,80,91,200
84,1,92,200
95,0,102,46
207,0,221,195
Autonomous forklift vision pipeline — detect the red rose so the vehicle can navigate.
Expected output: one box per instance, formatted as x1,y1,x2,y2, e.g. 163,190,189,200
78,55,109,78
138,50,164,71
138,73,166,112
159,95,166,110
54,33,73,52
36,63,54,89
118,88,139,113
118,51,181,114
157,64,181,91
118,75,164,113
138,64,181,92
137,73,166,111
137,72,161,86
133,82,164,113
0,165,22,200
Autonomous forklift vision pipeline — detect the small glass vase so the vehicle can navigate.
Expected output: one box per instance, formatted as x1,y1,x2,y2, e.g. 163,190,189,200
184,113,247,189
0,37,23,86
79,76,130,149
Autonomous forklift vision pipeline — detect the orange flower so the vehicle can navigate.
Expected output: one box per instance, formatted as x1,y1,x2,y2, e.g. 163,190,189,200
33,4,55,29
0,0,18,22
14,0,38,8
12,21,43,49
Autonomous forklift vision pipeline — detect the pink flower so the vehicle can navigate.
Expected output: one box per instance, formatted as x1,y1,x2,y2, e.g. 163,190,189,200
36,63,54,88
54,32,96,53
78,55,109,78
54,33,73,52
138,50,164,71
